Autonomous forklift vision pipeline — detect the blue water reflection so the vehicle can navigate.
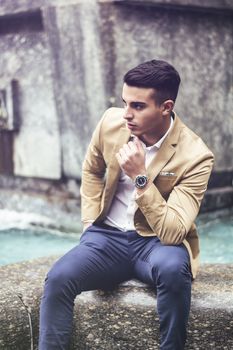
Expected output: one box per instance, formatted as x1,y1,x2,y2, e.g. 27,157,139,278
197,211,233,263
0,210,232,266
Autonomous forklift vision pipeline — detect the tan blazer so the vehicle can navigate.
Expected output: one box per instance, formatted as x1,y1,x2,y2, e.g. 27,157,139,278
80,108,214,278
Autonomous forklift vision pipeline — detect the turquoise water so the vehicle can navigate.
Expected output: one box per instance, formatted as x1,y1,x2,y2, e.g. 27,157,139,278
197,212,233,263
0,229,79,266
0,212,232,266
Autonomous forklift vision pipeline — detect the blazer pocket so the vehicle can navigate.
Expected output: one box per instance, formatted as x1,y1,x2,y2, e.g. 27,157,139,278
153,175,178,199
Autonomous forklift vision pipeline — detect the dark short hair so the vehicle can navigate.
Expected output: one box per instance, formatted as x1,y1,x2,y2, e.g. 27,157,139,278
123,59,181,104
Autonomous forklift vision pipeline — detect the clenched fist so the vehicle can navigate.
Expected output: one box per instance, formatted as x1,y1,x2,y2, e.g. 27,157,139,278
116,137,146,180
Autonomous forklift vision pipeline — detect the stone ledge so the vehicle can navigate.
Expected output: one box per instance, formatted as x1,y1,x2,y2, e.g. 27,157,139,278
0,257,233,349
201,186,233,212
113,0,233,14
0,0,89,17
1,0,233,18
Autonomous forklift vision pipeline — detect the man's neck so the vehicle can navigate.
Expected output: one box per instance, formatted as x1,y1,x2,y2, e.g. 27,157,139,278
140,115,173,147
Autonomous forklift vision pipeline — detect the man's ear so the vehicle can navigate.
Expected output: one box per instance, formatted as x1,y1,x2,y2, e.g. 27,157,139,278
162,100,174,116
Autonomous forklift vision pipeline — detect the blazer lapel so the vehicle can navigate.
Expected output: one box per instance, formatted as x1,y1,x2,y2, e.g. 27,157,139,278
147,114,182,181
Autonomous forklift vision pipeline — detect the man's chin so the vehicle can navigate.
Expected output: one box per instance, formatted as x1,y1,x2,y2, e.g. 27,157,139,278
129,130,141,137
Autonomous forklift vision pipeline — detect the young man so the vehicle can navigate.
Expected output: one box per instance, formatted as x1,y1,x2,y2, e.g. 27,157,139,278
39,60,214,349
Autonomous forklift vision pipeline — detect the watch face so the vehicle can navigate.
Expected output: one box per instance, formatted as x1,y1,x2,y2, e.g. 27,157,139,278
135,175,148,188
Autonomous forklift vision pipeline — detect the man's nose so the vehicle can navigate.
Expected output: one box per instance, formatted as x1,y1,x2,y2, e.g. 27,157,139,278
123,107,133,120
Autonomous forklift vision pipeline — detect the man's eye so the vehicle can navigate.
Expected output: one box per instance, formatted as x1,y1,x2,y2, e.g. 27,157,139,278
134,104,143,110
122,102,144,110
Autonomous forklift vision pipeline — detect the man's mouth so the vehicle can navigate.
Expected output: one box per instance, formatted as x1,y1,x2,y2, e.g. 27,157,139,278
127,122,137,129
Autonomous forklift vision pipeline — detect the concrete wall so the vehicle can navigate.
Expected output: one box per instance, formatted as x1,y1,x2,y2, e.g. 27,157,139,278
0,0,232,181
0,9,61,179
111,2,233,173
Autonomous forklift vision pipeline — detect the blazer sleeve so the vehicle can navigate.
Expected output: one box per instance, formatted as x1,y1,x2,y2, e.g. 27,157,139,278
135,152,214,245
80,110,108,224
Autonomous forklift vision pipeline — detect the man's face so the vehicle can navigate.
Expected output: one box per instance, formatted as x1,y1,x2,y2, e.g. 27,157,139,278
122,83,166,144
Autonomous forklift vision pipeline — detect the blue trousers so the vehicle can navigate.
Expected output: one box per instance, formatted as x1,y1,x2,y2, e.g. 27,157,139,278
39,224,192,350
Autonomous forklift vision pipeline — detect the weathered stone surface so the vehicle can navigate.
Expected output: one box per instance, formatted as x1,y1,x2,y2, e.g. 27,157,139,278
111,3,233,172
201,186,233,212
1,0,233,17
43,0,233,174
113,0,233,12
43,3,108,177
0,21,61,179
0,257,232,349
0,0,232,180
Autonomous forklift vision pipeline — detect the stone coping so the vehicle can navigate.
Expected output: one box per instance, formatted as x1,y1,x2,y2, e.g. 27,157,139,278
113,0,233,13
0,256,233,349
0,0,233,18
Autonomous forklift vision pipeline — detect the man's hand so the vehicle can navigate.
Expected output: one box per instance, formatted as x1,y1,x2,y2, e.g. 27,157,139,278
116,137,146,180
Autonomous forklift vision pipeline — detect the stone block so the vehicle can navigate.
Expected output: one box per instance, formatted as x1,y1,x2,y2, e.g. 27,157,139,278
43,3,108,177
112,0,233,13
0,19,61,179
201,187,233,212
0,257,232,349
1,0,232,179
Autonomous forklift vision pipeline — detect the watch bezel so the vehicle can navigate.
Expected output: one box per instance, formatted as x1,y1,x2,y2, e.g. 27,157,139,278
135,174,148,189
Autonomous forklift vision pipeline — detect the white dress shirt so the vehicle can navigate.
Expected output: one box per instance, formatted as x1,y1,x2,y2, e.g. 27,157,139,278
104,116,174,231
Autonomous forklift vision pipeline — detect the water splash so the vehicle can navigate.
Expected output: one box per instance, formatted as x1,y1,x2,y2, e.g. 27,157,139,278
0,209,78,236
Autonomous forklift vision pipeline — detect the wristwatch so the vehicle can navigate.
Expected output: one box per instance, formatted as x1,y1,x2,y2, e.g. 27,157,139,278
134,174,148,189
